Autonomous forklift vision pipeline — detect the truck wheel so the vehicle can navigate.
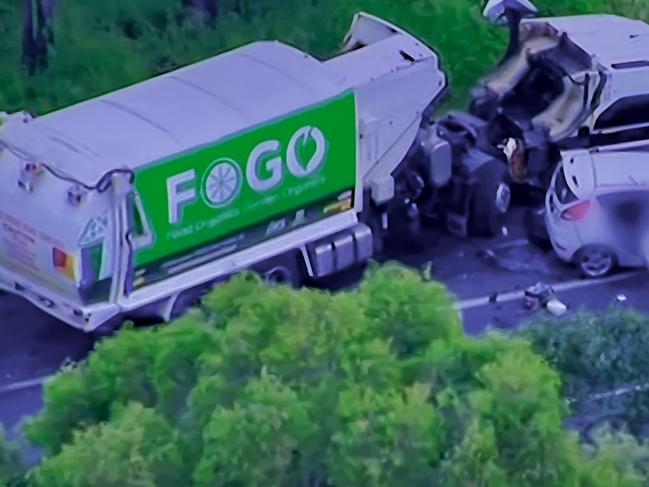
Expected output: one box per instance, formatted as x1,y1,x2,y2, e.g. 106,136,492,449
263,265,301,287
255,251,305,288
469,170,511,237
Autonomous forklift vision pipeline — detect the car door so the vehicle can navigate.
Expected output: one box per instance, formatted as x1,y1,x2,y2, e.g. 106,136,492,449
597,189,649,263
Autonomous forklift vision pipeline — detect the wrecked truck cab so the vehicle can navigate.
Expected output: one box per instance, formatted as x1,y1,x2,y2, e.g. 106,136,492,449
471,18,598,143
447,10,649,235
473,14,649,149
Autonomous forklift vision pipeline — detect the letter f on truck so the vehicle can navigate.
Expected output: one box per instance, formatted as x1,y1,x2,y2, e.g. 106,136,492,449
167,170,197,225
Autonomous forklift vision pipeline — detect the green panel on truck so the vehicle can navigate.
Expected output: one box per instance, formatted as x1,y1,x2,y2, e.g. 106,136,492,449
132,91,357,286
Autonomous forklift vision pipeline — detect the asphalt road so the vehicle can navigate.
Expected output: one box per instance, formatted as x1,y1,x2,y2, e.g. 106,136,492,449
2,206,649,461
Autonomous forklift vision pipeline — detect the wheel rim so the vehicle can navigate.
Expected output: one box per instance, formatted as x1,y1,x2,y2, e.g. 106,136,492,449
265,267,291,284
580,247,614,277
495,183,511,214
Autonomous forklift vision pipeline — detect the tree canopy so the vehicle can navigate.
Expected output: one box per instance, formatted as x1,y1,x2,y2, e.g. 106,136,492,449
522,307,649,440
3,0,643,115
20,264,649,486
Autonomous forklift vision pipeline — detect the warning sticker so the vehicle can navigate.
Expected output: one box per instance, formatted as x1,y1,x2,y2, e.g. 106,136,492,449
78,213,110,247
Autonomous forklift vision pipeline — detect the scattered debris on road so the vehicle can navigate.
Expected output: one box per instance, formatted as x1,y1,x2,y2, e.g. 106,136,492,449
477,248,496,260
523,281,568,316
525,282,555,304
522,281,568,316
546,298,568,316
489,292,498,303
477,243,554,274
615,293,628,304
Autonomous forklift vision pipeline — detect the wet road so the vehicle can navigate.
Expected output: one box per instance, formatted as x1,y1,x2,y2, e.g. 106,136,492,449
1,207,649,457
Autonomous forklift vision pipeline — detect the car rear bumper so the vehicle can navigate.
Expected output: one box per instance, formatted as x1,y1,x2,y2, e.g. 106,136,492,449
545,193,580,262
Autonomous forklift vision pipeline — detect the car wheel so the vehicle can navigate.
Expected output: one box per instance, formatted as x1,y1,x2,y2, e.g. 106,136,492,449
576,245,616,278
469,168,511,237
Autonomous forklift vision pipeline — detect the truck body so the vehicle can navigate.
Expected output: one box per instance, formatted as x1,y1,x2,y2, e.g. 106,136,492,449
0,13,447,332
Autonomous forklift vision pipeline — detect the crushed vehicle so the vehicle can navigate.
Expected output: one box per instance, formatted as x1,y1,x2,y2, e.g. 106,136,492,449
412,0,649,238
0,13,449,334
546,140,649,278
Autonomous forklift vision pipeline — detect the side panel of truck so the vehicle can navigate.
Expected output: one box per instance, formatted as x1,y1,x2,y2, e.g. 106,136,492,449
131,91,357,288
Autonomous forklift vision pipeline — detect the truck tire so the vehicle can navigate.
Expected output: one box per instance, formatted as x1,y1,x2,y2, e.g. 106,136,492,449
254,250,305,288
468,168,511,237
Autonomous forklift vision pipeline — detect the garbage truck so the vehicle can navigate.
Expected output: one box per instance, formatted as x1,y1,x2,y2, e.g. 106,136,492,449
0,12,449,334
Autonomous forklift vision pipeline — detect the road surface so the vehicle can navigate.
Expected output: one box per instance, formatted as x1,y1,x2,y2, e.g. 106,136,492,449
1,207,648,460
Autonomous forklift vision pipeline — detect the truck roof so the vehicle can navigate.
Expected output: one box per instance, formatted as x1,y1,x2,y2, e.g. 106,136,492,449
0,41,344,185
523,14,649,69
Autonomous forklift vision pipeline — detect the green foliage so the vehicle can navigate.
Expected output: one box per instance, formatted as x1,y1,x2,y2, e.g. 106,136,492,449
0,427,23,487
327,383,441,486
522,307,649,437
23,264,649,486
32,403,186,487
193,374,317,487
580,426,649,487
3,0,647,115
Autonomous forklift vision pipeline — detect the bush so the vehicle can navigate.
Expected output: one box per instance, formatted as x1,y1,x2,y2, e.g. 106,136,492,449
0,427,23,487
3,0,644,115
23,265,649,486
522,307,649,438
32,403,186,487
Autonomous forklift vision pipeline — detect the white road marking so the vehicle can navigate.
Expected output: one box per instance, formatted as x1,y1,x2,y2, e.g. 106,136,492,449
456,270,646,311
491,238,529,249
0,270,645,395
0,374,51,395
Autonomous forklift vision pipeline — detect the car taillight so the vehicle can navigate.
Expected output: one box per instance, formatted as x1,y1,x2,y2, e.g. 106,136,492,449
561,201,590,221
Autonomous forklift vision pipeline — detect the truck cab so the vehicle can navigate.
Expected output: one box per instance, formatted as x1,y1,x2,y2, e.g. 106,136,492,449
424,7,649,240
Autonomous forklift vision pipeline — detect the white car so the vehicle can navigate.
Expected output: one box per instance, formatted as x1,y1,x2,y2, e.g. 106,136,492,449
545,143,649,277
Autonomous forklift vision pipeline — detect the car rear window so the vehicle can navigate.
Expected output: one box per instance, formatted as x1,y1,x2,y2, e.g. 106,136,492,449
555,167,578,204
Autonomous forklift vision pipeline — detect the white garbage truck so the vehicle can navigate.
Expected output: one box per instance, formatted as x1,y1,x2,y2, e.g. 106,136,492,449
0,13,449,334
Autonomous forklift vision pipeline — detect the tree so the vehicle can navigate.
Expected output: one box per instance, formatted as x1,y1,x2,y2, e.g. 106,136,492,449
32,403,187,487
23,264,649,486
521,307,649,439
0,427,23,487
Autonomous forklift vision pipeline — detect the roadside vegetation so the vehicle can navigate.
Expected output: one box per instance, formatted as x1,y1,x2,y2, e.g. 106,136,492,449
3,0,649,484
13,266,649,486
2,0,644,115
524,308,649,441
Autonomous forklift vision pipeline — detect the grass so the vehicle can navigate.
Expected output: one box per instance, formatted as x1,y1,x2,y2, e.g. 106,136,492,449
0,0,645,115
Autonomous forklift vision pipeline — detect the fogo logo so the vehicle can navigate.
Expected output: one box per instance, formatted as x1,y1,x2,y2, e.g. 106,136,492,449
166,126,328,225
